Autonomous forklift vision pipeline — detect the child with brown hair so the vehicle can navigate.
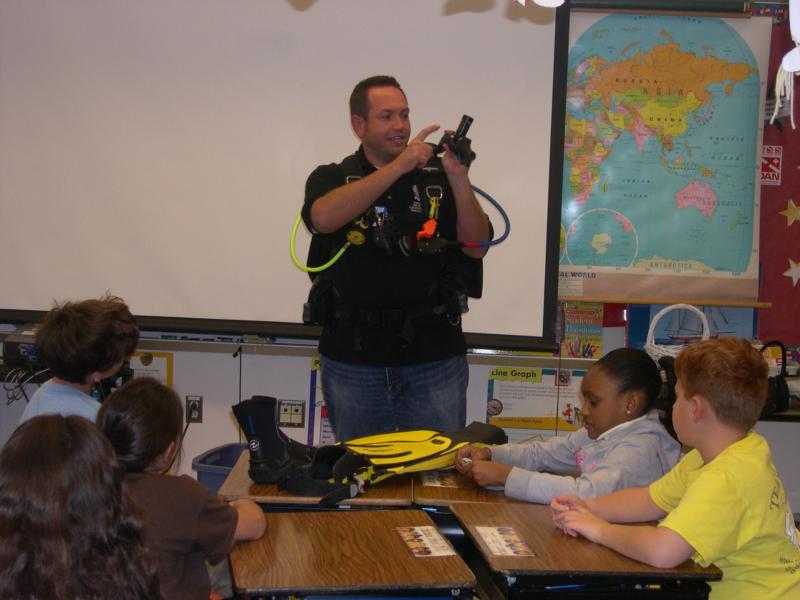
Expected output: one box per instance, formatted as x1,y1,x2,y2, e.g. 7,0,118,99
0,415,162,600
20,294,139,424
552,337,800,599
97,377,266,600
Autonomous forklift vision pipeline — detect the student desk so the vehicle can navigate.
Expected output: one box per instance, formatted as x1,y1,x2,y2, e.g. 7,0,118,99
218,449,414,507
451,502,722,599
228,508,476,598
412,471,523,555
412,471,522,507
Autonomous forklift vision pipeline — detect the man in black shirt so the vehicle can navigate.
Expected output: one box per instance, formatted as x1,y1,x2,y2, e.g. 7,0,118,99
302,75,490,441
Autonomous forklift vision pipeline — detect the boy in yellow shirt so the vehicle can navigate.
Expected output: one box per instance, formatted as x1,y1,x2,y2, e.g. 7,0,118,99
551,337,800,599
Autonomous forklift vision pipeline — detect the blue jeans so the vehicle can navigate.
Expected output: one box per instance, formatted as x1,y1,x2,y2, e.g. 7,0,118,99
320,355,468,442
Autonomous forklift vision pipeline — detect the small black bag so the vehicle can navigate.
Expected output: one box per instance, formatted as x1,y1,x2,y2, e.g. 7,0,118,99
657,356,678,440
760,340,791,417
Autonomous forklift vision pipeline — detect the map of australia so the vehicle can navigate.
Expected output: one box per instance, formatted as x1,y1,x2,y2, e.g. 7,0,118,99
562,15,761,274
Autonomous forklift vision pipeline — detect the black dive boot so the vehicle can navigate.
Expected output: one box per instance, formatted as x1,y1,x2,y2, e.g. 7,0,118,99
232,396,312,484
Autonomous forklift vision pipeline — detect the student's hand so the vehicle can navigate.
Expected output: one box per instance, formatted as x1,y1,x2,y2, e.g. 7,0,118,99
455,445,491,473
394,125,439,173
552,505,608,543
550,493,587,517
468,460,512,488
230,499,267,541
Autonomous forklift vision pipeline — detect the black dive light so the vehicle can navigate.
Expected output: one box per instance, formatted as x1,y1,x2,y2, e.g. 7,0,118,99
432,114,476,167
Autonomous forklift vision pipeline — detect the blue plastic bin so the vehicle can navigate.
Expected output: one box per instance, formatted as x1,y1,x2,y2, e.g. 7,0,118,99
192,442,246,495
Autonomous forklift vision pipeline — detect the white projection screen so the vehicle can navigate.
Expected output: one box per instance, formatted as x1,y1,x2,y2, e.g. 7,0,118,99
0,0,566,350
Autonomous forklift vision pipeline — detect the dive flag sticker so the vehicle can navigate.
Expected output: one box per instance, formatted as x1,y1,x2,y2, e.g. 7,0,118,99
762,145,783,186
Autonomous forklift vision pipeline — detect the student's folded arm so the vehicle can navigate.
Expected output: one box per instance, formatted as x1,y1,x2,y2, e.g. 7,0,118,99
509,463,643,506
496,432,580,473
595,522,694,569
587,487,667,523
505,470,584,504
571,444,660,499
492,443,539,471
230,499,267,541
565,465,626,500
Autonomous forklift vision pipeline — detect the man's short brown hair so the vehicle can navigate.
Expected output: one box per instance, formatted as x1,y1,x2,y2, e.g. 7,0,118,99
349,75,405,119
36,295,139,384
675,337,768,430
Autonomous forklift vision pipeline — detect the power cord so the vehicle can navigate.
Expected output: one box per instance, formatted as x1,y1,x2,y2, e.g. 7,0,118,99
233,345,243,443
3,366,50,406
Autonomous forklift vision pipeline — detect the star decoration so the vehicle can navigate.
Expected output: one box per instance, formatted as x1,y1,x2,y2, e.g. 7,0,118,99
783,258,800,287
780,199,800,226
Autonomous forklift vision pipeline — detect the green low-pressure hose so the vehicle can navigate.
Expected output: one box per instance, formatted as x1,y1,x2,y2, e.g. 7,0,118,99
290,213,349,273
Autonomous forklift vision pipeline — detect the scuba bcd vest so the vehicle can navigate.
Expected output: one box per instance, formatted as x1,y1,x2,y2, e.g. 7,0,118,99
233,395,507,507
306,153,451,272
303,151,483,330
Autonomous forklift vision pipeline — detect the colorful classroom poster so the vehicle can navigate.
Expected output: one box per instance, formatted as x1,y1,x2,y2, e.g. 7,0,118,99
130,351,173,387
317,405,335,446
310,356,336,446
486,365,588,443
560,301,603,358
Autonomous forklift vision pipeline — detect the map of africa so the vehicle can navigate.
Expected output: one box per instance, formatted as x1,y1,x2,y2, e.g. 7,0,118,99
561,15,761,275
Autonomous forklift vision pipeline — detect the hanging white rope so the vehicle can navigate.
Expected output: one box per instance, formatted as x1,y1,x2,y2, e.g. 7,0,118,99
773,0,800,129
771,53,797,129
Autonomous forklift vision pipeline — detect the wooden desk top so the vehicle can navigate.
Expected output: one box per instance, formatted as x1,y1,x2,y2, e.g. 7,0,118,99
412,470,523,507
218,448,414,506
451,502,722,581
229,509,476,595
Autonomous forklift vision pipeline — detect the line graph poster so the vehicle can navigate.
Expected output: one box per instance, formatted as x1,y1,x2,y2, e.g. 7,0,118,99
486,365,587,443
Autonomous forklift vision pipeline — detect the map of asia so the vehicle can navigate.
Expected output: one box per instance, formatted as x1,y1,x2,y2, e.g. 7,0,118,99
560,14,764,298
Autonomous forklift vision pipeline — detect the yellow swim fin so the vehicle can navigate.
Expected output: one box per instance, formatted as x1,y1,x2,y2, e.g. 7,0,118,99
279,422,507,506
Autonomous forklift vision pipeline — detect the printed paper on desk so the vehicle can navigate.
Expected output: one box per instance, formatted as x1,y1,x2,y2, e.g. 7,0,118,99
476,526,535,557
396,526,456,557
420,470,461,488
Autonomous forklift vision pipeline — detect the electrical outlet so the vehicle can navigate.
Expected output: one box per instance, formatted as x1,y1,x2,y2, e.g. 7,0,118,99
186,395,203,424
278,399,305,428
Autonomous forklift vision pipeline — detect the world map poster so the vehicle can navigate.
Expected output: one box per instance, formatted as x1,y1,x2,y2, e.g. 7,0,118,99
558,13,772,302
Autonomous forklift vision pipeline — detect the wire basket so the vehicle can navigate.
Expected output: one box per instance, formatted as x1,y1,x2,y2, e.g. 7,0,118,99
644,304,710,362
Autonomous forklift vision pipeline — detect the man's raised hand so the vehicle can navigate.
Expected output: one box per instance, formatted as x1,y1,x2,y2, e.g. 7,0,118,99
396,124,440,172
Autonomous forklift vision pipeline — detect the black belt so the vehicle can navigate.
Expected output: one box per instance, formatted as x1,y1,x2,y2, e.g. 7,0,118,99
333,304,448,327
333,304,451,350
